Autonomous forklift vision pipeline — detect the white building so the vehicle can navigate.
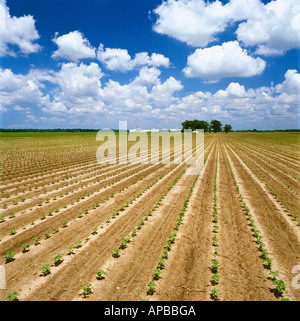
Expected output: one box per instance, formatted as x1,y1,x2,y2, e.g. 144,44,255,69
129,128,142,132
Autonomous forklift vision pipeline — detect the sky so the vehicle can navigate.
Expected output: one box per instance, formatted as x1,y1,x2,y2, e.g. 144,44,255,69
0,0,299,130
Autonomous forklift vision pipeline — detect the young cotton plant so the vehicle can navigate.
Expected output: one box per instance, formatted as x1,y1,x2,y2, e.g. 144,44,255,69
152,268,162,281
272,279,286,298
147,281,156,295
211,274,220,286
112,248,121,258
4,251,15,263
67,245,75,255
52,253,64,266
40,264,51,276
210,288,221,301
6,291,19,301
22,243,30,253
96,270,105,280
79,283,93,298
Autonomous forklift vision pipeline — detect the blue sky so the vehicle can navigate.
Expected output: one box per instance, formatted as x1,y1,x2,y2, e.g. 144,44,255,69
0,0,299,130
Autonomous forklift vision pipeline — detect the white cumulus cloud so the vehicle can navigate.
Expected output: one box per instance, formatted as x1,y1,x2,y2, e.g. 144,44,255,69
275,69,300,94
0,68,47,106
0,0,40,56
152,0,300,55
132,66,161,86
236,0,300,56
52,30,96,62
183,41,266,82
97,43,170,72
150,76,183,108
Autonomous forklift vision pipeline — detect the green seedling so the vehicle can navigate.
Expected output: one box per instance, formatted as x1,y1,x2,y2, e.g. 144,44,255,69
152,268,162,280
137,219,144,229
269,271,279,280
45,231,51,239
40,264,51,276
264,257,273,270
67,246,75,255
112,248,121,258
162,248,169,259
79,283,93,298
22,243,30,253
6,291,19,301
119,239,128,249
75,240,82,248
213,224,219,232
210,288,221,301
53,253,63,266
165,240,172,250
157,257,166,269
96,270,105,280
91,226,98,235
131,228,137,237
9,212,15,218
213,234,219,246
211,259,219,274
4,251,15,263
272,279,286,298
211,274,220,286
9,227,16,235
147,281,156,295
168,232,176,243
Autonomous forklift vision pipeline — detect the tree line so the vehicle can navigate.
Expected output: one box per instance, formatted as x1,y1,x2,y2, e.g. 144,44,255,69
181,120,232,133
0,127,298,133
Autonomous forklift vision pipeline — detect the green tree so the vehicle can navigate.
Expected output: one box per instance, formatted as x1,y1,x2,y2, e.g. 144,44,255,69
181,120,209,132
210,120,223,133
223,124,232,133
196,120,210,132
181,120,193,131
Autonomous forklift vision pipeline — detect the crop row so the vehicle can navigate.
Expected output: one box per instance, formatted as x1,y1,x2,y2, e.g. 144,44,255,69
0,163,168,249
0,137,191,206
230,141,299,186
232,140,300,173
226,143,299,224
222,142,289,300
209,143,221,301
17,163,180,279
0,163,145,212
145,140,215,298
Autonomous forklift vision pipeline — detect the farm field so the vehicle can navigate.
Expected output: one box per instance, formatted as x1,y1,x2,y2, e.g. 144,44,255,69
0,131,299,301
